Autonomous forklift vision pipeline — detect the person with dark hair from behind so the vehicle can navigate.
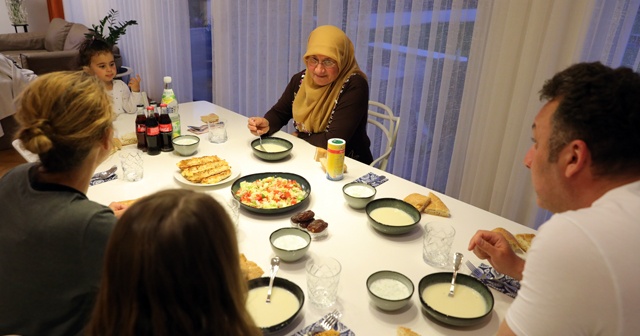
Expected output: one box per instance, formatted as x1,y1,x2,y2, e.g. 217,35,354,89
468,62,640,335
85,189,261,336
78,38,146,114
0,71,129,335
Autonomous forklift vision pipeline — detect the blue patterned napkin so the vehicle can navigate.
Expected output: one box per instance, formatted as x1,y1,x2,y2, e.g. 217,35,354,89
353,172,388,187
292,316,355,336
472,263,520,298
90,174,118,186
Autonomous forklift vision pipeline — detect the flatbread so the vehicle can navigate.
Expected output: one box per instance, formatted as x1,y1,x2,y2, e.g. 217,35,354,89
200,169,232,184
177,155,223,170
180,160,230,179
424,192,450,217
240,253,264,281
403,193,431,212
200,113,219,123
515,233,536,252
397,327,421,336
118,198,138,207
492,227,522,252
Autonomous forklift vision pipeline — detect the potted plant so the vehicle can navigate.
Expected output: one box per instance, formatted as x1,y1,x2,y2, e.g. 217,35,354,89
85,9,137,46
84,9,137,72
5,0,28,25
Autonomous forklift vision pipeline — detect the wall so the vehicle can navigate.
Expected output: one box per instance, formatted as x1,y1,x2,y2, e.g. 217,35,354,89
0,0,50,34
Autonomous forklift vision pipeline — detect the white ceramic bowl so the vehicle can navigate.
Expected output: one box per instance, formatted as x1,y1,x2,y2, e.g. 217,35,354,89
367,270,414,311
269,227,311,262
172,135,200,156
342,182,376,209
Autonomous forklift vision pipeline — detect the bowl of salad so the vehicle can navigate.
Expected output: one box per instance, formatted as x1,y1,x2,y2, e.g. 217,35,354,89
231,172,311,214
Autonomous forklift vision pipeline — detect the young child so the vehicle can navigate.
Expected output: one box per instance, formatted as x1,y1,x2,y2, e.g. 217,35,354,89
79,38,146,114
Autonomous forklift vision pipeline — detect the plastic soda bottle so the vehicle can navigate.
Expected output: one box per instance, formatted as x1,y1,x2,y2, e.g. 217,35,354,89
161,76,180,138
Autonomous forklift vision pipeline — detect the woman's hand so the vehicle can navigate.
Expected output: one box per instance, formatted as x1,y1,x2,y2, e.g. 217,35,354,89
128,74,142,93
108,201,129,219
248,117,269,136
468,230,525,280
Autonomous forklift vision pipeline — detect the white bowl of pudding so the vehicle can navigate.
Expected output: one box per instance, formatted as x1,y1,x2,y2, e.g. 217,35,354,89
365,198,421,234
418,272,494,327
246,277,305,333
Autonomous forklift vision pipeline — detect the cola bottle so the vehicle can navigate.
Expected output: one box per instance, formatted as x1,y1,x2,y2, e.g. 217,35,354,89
145,109,161,156
135,105,147,152
158,103,174,152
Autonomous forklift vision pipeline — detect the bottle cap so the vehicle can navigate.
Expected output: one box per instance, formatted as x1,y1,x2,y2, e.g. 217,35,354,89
164,76,172,83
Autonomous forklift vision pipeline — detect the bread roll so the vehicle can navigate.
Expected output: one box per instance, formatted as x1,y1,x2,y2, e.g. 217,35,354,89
515,233,535,252
403,193,430,212
424,192,450,217
397,326,421,336
492,227,522,252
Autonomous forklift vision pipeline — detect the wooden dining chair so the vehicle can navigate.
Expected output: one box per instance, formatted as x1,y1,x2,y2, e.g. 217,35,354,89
367,101,400,171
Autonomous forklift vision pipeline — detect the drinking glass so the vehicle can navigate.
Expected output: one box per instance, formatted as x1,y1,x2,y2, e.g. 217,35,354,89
422,221,456,268
306,256,341,308
119,149,143,182
208,119,227,143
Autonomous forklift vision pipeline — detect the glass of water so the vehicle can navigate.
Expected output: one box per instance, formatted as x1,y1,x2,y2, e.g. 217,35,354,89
305,256,341,308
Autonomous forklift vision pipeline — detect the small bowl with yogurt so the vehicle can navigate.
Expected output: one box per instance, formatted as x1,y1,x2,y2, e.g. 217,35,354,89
251,137,293,161
342,182,376,209
172,135,200,156
365,198,421,235
367,270,414,311
269,227,311,262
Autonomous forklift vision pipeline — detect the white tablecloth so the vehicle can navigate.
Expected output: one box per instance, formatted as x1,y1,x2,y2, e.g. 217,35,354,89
88,101,535,336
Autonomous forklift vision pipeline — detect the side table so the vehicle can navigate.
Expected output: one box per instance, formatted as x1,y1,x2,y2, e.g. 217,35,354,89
12,24,29,33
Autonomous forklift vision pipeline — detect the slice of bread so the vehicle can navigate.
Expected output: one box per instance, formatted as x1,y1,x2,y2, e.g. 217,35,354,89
424,192,450,217
314,146,327,161
403,193,431,212
200,113,219,123
515,233,536,252
492,227,522,252
240,253,264,281
397,326,421,336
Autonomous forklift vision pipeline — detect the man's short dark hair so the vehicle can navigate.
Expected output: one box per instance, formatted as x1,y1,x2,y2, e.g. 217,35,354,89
539,62,640,177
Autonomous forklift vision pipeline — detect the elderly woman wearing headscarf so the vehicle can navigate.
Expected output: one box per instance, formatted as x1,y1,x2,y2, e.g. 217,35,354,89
248,25,373,164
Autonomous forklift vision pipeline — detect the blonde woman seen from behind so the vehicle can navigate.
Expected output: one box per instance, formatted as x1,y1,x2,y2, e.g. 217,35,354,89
0,71,128,336
85,189,261,336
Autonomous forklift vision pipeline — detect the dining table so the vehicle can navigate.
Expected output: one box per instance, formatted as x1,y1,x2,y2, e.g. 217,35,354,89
88,100,537,336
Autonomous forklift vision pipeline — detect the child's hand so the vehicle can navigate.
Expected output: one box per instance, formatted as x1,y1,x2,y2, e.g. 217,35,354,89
128,74,142,92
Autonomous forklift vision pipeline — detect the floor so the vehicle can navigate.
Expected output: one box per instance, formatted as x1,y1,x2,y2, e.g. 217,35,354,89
0,148,26,178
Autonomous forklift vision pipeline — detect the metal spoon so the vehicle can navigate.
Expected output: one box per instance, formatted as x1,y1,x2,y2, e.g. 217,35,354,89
257,136,267,152
448,252,463,297
266,257,280,303
91,165,117,180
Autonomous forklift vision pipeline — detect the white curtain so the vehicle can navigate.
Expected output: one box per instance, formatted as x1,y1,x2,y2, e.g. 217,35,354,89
62,0,193,104
447,0,595,228
211,0,477,190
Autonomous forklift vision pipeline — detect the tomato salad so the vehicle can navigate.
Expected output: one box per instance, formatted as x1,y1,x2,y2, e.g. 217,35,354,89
235,176,307,209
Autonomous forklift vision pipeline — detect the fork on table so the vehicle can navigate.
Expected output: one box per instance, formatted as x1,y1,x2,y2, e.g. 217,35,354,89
465,260,487,280
306,309,341,336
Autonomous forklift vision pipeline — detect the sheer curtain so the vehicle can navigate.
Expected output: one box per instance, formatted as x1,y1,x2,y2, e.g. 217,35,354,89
211,0,477,189
62,0,193,104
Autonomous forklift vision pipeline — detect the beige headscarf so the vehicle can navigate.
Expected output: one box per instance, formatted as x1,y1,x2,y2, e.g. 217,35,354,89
293,25,367,133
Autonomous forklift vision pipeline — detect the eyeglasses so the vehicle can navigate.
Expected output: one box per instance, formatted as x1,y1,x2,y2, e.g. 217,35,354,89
306,57,337,68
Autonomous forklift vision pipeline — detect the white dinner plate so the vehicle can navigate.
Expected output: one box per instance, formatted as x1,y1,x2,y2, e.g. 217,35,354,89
173,164,240,187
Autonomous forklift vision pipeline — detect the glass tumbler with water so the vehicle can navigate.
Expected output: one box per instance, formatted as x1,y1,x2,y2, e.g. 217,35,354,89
305,256,342,308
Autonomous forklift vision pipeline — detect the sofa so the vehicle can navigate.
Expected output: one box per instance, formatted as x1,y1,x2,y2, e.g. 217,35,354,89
0,18,121,75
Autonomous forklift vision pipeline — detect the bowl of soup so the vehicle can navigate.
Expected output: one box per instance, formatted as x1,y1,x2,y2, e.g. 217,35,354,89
251,137,293,161
172,135,200,156
418,272,494,327
365,198,421,234
247,277,305,333
367,270,414,311
270,227,311,262
343,182,376,209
